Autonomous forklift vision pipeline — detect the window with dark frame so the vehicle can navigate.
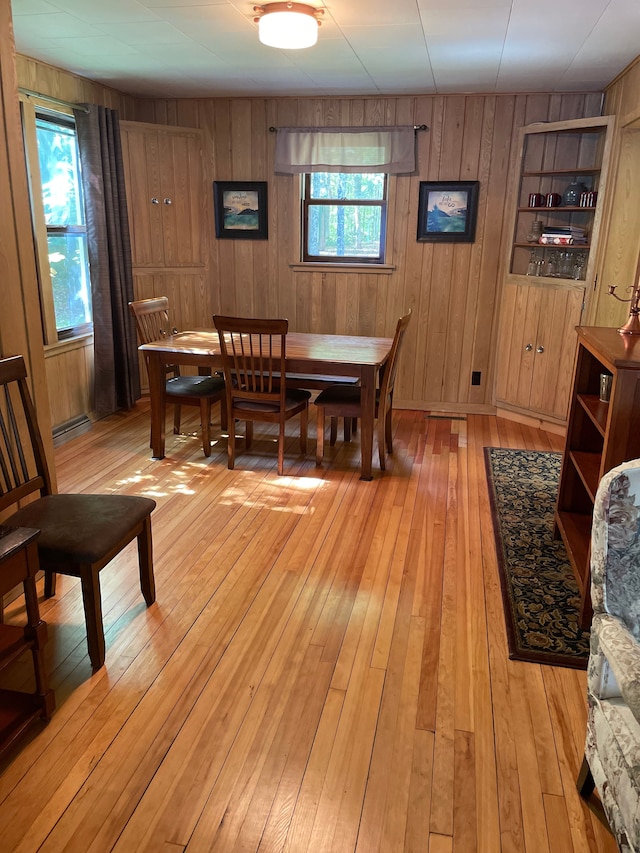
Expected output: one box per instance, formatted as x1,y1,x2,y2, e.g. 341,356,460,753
302,172,387,264
33,111,92,340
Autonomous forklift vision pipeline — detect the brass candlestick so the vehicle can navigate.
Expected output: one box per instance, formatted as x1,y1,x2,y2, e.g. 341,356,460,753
608,276,640,335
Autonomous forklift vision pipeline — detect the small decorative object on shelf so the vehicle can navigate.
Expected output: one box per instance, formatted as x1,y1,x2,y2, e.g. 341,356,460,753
599,372,612,402
562,180,587,206
579,190,598,208
526,220,543,243
528,193,545,208
608,274,640,335
545,192,561,207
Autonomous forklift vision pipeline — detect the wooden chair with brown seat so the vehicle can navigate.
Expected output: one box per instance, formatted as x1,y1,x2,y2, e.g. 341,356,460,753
129,296,226,457
315,309,412,471
212,315,311,476
0,355,156,670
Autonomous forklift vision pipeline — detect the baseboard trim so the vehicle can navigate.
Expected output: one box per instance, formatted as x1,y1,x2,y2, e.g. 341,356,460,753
394,401,496,415
53,415,92,447
495,406,566,436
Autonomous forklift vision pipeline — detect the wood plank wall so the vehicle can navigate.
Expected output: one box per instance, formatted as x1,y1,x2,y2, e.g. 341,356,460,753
0,1,55,477
14,55,137,430
132,92,603,412
15,54,137,117
13,47,604,413
591,57,640,328
605,55,640,125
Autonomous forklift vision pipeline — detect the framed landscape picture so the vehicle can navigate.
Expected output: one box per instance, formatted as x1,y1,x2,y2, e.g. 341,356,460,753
213,181,268,239
417,181,479,243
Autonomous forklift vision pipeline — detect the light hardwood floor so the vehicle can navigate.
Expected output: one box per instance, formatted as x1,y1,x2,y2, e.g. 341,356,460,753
0,403,617,853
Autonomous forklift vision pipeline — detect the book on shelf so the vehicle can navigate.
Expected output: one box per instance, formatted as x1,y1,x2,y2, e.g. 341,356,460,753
542,225,587,236
538,224,587,245
539,235,587,245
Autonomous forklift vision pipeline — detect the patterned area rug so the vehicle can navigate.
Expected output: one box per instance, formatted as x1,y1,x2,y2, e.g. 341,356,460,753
484,447,590,669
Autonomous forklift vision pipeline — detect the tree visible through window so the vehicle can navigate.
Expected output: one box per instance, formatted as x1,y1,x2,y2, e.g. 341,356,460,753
303,172,387,263
35,113,91,336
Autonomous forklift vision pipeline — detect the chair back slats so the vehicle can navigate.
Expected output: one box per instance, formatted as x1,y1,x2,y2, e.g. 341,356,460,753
213,316,288,406
213,316,308,475
128,296,177,345
0,384,29,490
0,478,47,511
129,296,183,381
0,355,53,513
379,309,412,403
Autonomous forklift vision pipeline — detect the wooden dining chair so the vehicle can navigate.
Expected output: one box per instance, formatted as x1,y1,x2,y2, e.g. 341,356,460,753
315,309,412,470
0,355,156,670
212,315,311,475
129,297,226,457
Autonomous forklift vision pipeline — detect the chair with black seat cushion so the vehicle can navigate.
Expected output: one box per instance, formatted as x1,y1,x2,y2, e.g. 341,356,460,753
0,355,156,670
275,375,359,444
315,309,411,471
129,296,226,457
212,315,311,476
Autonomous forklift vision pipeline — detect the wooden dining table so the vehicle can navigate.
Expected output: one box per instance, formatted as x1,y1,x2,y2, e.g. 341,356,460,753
139,329,394,480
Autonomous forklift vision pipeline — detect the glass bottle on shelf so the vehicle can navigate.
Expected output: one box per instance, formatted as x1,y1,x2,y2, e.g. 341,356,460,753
572,251,587,280
527,249,545,276
557,251,573,278
545,251,558,277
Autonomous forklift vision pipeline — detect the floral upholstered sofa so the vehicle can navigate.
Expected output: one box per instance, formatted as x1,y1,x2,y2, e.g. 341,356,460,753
578,458,640,852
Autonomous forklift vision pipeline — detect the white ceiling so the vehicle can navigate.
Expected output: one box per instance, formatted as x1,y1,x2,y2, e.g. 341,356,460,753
11,0,640,99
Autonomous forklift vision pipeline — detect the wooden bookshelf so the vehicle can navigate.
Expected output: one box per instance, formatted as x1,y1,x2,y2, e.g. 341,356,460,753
555,327,640,626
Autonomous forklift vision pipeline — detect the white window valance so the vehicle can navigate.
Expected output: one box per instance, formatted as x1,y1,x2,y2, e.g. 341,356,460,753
274,126,416,175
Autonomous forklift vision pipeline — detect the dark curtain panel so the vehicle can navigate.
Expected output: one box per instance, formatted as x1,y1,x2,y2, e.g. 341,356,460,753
74,104,140,417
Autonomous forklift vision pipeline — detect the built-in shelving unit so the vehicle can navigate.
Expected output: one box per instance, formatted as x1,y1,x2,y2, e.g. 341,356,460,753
495,116,614,427
506,116,614,289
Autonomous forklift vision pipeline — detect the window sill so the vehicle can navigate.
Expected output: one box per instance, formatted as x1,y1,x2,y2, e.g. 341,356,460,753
290,262,395,275
44,333,93,357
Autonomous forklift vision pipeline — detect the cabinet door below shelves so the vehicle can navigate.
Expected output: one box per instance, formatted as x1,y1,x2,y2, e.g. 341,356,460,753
495,281,541,411
496,282,584,421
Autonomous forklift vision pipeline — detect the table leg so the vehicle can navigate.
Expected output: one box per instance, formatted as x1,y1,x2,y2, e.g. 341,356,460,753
148,355,166,459
360,365,376,480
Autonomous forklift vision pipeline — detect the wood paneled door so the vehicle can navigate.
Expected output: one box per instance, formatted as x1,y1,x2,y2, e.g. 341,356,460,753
121,121,206,269
121,120,212,392
495,281,584,423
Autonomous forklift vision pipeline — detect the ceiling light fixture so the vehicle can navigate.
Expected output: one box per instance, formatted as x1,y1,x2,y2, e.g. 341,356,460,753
254,3,324,50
